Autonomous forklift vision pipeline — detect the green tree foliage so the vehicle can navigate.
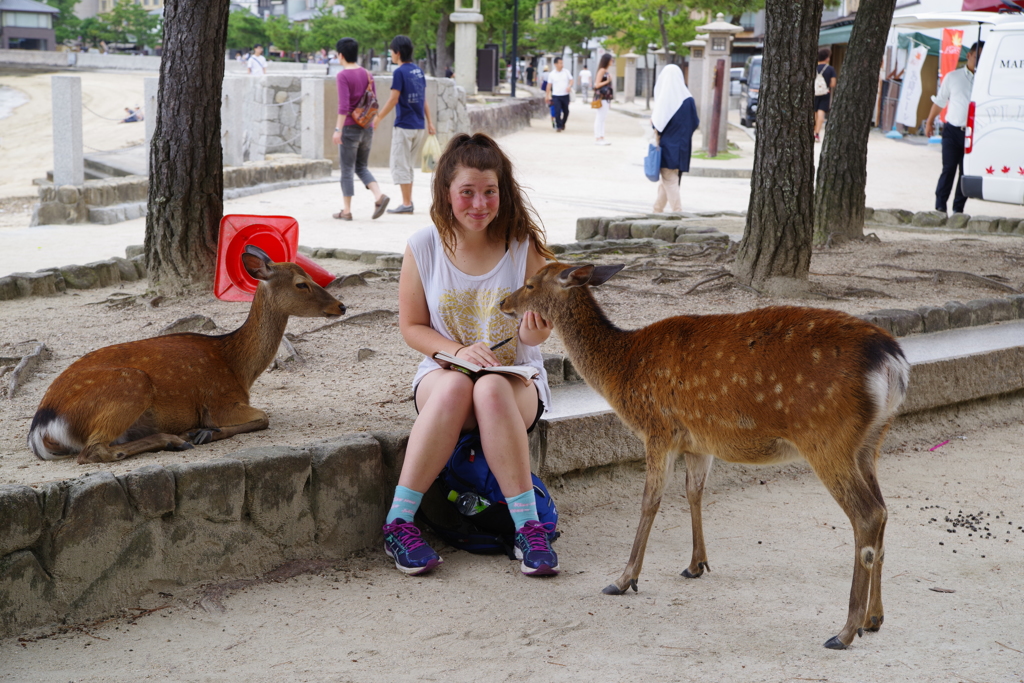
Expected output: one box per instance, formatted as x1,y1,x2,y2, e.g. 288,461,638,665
303,10,377,54
106,0,161,48
77,16,113,48
226,9,269,51
44,0,81,45
532,2,606,55
264,14,307,57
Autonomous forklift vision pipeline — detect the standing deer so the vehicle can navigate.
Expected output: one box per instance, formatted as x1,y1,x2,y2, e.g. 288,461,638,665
500,263,910,649
27,245,345,464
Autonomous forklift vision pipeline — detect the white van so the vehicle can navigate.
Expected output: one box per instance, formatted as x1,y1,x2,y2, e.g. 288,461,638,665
962,19,1024,205
893,11,1024,206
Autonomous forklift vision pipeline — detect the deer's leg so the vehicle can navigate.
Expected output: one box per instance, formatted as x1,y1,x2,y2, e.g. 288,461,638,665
184,403,269,445
602,441,673,595
859,426,891,633
681,452,715,578
75,370,162,463
813,446,888,650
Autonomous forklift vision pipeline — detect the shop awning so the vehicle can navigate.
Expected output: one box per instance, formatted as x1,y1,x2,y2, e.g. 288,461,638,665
818,24,853,45
896,31,969,58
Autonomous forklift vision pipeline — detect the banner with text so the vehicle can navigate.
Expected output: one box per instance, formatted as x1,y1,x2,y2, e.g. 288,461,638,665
896,44,929,128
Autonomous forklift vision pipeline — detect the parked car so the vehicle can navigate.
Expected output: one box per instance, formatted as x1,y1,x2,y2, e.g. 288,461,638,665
961,17,1024,205
730,67,743,96
739,54,761,127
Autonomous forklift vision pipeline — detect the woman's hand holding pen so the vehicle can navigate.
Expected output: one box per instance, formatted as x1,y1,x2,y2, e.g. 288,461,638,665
456,341,502,367
518,311,553,346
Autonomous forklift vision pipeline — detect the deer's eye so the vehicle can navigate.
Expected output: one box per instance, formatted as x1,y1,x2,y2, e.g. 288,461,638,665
297,282,310,290
526,284,534,290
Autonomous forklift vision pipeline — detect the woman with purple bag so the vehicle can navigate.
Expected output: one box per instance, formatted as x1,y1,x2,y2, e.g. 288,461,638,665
331,37,389,221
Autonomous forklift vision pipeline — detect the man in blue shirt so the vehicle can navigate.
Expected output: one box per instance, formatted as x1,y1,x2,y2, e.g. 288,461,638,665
375,35,436,215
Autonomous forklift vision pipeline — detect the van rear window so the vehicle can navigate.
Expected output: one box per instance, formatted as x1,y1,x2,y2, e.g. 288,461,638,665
989,35,1024,97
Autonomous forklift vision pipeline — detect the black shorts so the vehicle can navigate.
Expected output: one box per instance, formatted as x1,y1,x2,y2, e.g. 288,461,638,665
814,94,831,113
413,376,545,434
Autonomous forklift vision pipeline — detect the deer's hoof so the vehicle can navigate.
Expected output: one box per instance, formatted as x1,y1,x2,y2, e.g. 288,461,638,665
188,429,217,445
171,441,194,451
601,583,625,595
823,635,848,650
681,568,700,578
864,615,883,632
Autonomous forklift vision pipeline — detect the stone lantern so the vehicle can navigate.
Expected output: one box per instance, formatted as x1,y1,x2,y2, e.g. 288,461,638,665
695,13,742,155
451,0,483,96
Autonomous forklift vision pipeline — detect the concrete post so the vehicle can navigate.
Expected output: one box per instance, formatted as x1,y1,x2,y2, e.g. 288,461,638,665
51,75,83,187
221,77,246,168
144,77,158,171
696,13,742,156
623,53,638,104
301,77,324,161
683,37,705,115
451,0,483,96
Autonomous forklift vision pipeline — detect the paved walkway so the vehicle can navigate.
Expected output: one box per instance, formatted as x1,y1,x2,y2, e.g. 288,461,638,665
3,94,1023,277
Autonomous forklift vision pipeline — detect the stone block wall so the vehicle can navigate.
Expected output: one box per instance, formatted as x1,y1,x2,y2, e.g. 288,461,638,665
467,96,546,138
0,435,387,639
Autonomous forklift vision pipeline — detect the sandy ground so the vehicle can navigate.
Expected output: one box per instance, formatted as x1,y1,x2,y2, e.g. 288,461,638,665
2,233,1023,488
0,67,153,201
0,398,1022,682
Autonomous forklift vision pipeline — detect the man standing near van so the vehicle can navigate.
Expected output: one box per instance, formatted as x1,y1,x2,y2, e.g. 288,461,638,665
545,57,573,132
375,35,436,214
925,41,983,215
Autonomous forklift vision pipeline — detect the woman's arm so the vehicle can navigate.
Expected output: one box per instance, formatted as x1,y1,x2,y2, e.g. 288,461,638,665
517,242,553,347
399,245,465,359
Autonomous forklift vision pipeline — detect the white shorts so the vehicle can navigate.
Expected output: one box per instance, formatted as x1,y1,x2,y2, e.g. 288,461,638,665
390,127,426,185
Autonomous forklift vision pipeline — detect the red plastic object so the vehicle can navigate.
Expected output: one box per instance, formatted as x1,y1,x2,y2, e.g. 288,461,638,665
214,214,335,301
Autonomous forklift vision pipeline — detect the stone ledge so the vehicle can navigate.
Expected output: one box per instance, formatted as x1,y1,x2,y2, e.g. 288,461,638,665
2,319,1021,638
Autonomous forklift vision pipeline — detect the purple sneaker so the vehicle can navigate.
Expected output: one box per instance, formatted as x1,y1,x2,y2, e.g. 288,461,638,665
514,520,560,576
383,519,442,576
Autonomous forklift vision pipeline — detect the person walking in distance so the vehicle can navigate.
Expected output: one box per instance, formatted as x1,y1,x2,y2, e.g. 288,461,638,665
925,41,983,215
813,47,836,142
592,54,614,145
383,133,559,577
545,57,573,132
374,35,436,215
247,44,268,75
578,65,592,102
331,37,389,221
651,65,699,213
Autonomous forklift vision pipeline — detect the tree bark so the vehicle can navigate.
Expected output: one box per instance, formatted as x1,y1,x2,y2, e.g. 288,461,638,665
435,11,451,77
813,0,896,245
145,0,230,293
733,0,824,291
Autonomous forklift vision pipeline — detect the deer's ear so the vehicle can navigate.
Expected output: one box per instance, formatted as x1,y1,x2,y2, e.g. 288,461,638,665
242,245,273,281
589,264,625,286
556,264,623,288
557,264,595,288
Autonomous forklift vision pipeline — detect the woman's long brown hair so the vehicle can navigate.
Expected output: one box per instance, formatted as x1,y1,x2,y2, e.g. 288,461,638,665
429,133,554,260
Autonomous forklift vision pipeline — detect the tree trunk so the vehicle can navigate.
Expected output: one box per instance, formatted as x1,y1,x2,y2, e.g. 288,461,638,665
813,0,896,245
435,11,451,77
733,0,824,292
145,0,230,294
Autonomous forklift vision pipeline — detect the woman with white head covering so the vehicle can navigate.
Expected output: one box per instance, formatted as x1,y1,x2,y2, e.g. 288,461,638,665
651,64,699,213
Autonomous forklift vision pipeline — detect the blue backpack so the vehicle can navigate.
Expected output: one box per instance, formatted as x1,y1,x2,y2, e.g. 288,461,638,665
417,431,559,557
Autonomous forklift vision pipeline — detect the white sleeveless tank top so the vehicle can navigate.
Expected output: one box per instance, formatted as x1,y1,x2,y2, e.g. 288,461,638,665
408,226,550,410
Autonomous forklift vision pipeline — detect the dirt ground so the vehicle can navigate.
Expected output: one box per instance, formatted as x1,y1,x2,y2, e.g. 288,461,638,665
2,231,1024,487
0,399,1022,682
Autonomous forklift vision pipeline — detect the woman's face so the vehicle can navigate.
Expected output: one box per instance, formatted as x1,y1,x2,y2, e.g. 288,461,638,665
449,166,500,235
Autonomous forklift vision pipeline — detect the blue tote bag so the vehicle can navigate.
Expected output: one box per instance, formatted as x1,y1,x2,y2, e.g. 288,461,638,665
644,143,661,182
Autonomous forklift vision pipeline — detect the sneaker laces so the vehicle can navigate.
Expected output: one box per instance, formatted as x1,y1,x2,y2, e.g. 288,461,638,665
385,521,426,551
520,520,556,551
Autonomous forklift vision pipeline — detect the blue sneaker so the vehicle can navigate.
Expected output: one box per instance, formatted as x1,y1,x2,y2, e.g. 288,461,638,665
514,520,560,576
382,519,442,576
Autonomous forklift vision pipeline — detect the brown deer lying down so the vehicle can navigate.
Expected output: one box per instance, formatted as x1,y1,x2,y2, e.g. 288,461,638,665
27,245,345,464
500,263,910,650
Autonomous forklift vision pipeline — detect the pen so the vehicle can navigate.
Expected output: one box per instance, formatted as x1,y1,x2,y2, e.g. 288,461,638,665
490,336,514,351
